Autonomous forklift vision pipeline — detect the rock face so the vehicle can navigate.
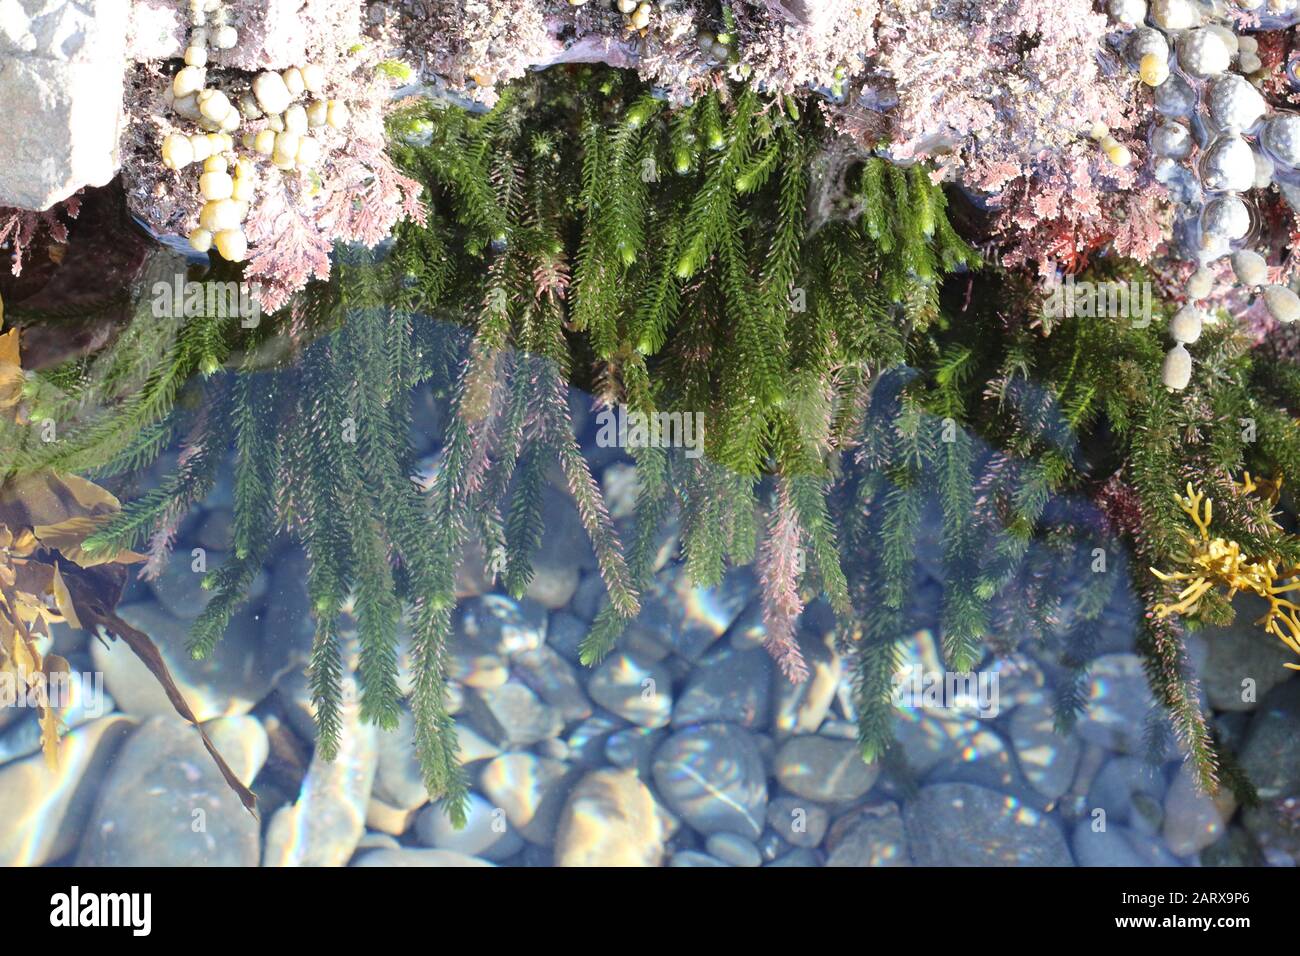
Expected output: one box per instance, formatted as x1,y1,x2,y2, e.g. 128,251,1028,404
0,0,129,209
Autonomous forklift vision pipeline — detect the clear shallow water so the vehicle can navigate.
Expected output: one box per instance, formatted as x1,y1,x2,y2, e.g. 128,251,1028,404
1,290,1298,868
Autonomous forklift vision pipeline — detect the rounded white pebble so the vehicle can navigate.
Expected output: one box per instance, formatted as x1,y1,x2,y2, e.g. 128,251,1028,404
214,25,237,49
188,228,213,253
1162,344,1193,390
1231,249,1268,286
1239,51,1263,74
185,45,207,68
189,133,213,161
253,71,292,115
1264,285,1300,323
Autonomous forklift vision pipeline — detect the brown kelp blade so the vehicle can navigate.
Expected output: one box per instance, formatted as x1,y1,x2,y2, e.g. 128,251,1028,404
58,558,259,816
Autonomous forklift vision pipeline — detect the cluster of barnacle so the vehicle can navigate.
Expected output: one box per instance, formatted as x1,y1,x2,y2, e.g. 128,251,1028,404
1151,474,1300,669
158,0,351,263
1104,0,1300,390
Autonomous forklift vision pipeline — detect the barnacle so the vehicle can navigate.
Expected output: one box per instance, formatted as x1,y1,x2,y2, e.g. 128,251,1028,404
1151,475,1300,669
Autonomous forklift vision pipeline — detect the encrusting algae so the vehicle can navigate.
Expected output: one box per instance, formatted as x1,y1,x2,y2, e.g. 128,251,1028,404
1151,474,1300,670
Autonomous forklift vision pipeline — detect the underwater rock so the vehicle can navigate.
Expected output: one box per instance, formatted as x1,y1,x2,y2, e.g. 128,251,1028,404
554,768,666,867
604,726,665,778
705,832,763,867
0,715,134,866
767,794,830,849
512,644,593,723
94,601,284,722
414,793,524,861
1072,819,1183,867
925,727,1046,811
464,680,565,748
673,643,773,729
1188,596,1298,711
774,735,879,804
1162,760,1235,857
479,752,573,846
351,848,494,866
1087,755,1168,836
76,716,259,866
770,625,840,736
652,723,768,839
624,565,756,662
669,850,730,867
587,652,673,729
263,679,378,866
824,802,910,867
1077,653,1175,756
457,594,548,658
903,783,1073,866
1239,681,1300,864
0,0,129,209
1009,701,1084,801
372,707,432,812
